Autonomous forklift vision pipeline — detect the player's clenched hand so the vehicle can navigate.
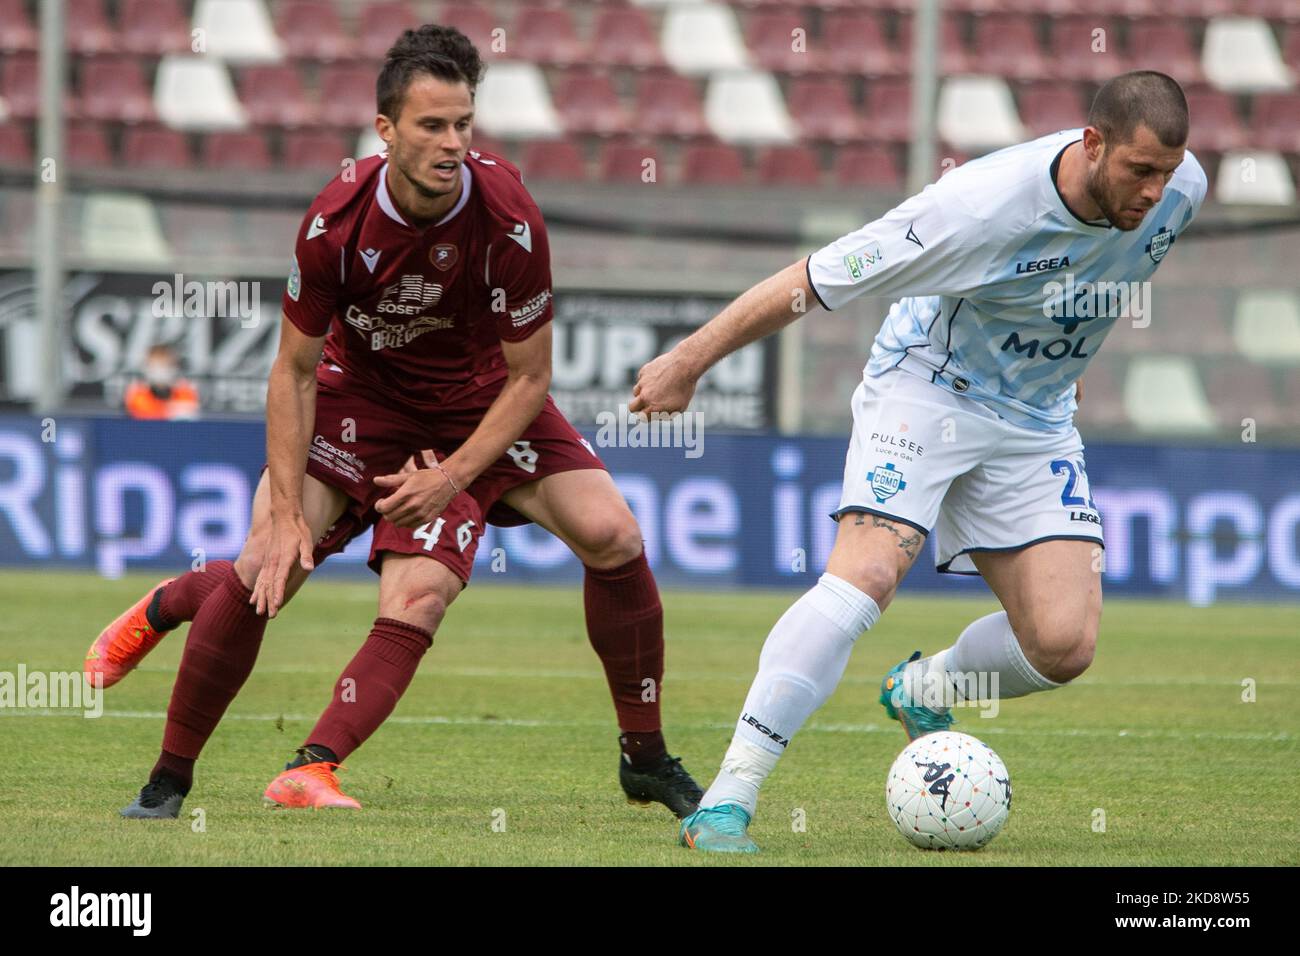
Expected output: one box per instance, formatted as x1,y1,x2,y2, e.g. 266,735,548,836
373,464,457,529
630,350,698,416
252,511,315,618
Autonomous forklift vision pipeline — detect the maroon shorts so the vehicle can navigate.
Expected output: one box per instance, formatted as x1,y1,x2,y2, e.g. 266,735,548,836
303,363,605,582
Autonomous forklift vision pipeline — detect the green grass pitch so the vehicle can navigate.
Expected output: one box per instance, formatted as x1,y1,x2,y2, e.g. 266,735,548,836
0,570,1295,866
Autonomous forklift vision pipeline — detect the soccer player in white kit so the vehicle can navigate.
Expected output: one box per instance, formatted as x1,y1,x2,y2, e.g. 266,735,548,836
630,72,1207,852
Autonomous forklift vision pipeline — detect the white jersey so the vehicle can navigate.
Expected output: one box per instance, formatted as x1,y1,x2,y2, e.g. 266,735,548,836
807,129,1207,431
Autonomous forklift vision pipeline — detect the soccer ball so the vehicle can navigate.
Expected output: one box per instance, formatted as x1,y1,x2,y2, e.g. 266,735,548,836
885,731,1012,851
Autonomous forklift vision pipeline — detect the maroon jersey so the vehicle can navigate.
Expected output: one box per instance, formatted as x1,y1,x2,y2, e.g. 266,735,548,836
281,150,553,406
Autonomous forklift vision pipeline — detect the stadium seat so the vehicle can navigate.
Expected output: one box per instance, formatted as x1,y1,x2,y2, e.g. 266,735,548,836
202,130,272,171
820,12,900,76
937,77,1025,151
1145,289,1235,356
1201,17,1293,92
520,140,588,182
192,0,283,63
1232,290,1300,364
437,6,500,60
1215,149,1296,204
357,1,419,61
237,64,317,127
66,121,114,167
78,58,156,124
1018,84,1087,137
833,143,904,189
590,6,665,69
119,0,192,56
1047,18,1128,83
1183,89,1248,152
704,70,795,144
756,145,822,186
553,70,630,137
159,204,239,259
972,16,1051,82
81,192,171,262
512,6,588,67
598,141,663,183
1249,93,1300,153
66,0,118,56
0,0,37,54
122,124,193,169
318,64,380,128
273,1,353,61
896,16,973,75
787,77,865,142
475,62,562,139
0,122,30,166
1126,22,1203,86
1122,356,1215,433
746,12,815,75
661,3,750,75
862,77,913,143
1,53,39,119
1204,362,1286,428
154,55,247,130
1237,0,1300,17
633,72,710,138
680,142,747,185
283,129,350,171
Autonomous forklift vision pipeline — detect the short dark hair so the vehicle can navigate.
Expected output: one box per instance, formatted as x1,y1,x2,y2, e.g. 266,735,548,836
376,24,485,119
1087,71,1189,147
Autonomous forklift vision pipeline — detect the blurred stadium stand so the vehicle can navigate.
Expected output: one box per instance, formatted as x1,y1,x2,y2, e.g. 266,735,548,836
0,0,1297,443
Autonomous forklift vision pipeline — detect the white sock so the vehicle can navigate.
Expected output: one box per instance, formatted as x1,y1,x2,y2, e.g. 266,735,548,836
700,573,881,817
903,610,1062,714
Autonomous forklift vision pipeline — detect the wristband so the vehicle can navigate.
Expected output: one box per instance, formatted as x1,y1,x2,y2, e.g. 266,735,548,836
434,459,461,495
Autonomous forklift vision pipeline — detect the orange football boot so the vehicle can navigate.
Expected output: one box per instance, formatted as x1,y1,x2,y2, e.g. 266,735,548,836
84,578,176,688
263,762,362,810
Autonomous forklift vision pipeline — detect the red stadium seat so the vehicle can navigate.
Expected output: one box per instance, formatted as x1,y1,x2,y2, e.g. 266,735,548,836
746,12,815,75
1184,89,1248,153
274,1,353,61
78,57,155,123
0,0,38,54
833,144,904,189
0,122,31,166
553,70,629,137
1250,93,1300,154
589,7,663,69
512,7,587,67
1018,84,1087,136
357,1,419,61
119,0,191,56
787,77,864,142
633,72,710,139
203,130,272,171
598,141,663,183
896,16,972,75
756,145,822,186
66,0,118,55
1283,25,1300,71
1238,0,1300,18
821,13,901,76
520,140,587,182
680,143,747,186
862,77,912,143
1204,362,1285,429
437,6,499,59
319,64,380,127
238,64,318,127
1126,22,1203,86
0,53,40,119
66,122,114,167
282,129,351,171
1047,18,1128,84
972,16,1051,82
122,125,193,170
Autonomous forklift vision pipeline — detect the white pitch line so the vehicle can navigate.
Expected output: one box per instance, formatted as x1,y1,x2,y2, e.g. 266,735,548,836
1,708,1292,743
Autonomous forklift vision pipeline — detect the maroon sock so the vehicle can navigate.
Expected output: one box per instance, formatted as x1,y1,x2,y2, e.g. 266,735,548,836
154,559,235,629
584,551,665,743
155,566,268,789
303,618,432,762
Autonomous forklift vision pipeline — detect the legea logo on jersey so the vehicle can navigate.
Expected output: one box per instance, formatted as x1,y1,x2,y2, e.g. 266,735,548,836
867,461,906,502
842,244,884,281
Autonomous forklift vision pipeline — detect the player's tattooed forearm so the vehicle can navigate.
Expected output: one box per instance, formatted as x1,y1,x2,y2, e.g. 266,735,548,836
870,515,924,560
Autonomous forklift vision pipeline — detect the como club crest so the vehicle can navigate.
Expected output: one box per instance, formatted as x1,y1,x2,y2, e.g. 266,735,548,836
867,461,907,503
430,243,458,271
1145,226,1175,263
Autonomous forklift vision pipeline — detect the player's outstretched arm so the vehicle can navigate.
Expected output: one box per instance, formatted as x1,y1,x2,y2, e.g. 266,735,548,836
631,258,815,416
252,314,326,618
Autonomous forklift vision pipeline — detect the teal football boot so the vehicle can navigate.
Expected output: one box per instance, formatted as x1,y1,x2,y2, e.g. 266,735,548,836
679,803,759,854
880,650,955,741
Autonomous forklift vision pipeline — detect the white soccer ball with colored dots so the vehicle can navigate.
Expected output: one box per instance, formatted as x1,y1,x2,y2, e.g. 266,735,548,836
885,731,1011,851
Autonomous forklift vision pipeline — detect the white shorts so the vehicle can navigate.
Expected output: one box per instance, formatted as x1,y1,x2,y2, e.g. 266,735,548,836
835,368,1104,575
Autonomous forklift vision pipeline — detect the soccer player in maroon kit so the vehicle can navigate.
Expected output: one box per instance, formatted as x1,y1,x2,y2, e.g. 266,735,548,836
87,26,702,819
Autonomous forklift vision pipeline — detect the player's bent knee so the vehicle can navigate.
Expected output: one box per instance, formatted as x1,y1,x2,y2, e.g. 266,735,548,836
381,586,453,634
831,559,900,610
1022,618,1095,683
574,510,644,569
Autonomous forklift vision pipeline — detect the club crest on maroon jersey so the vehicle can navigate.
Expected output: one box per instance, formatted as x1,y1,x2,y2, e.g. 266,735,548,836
431,243,458,271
